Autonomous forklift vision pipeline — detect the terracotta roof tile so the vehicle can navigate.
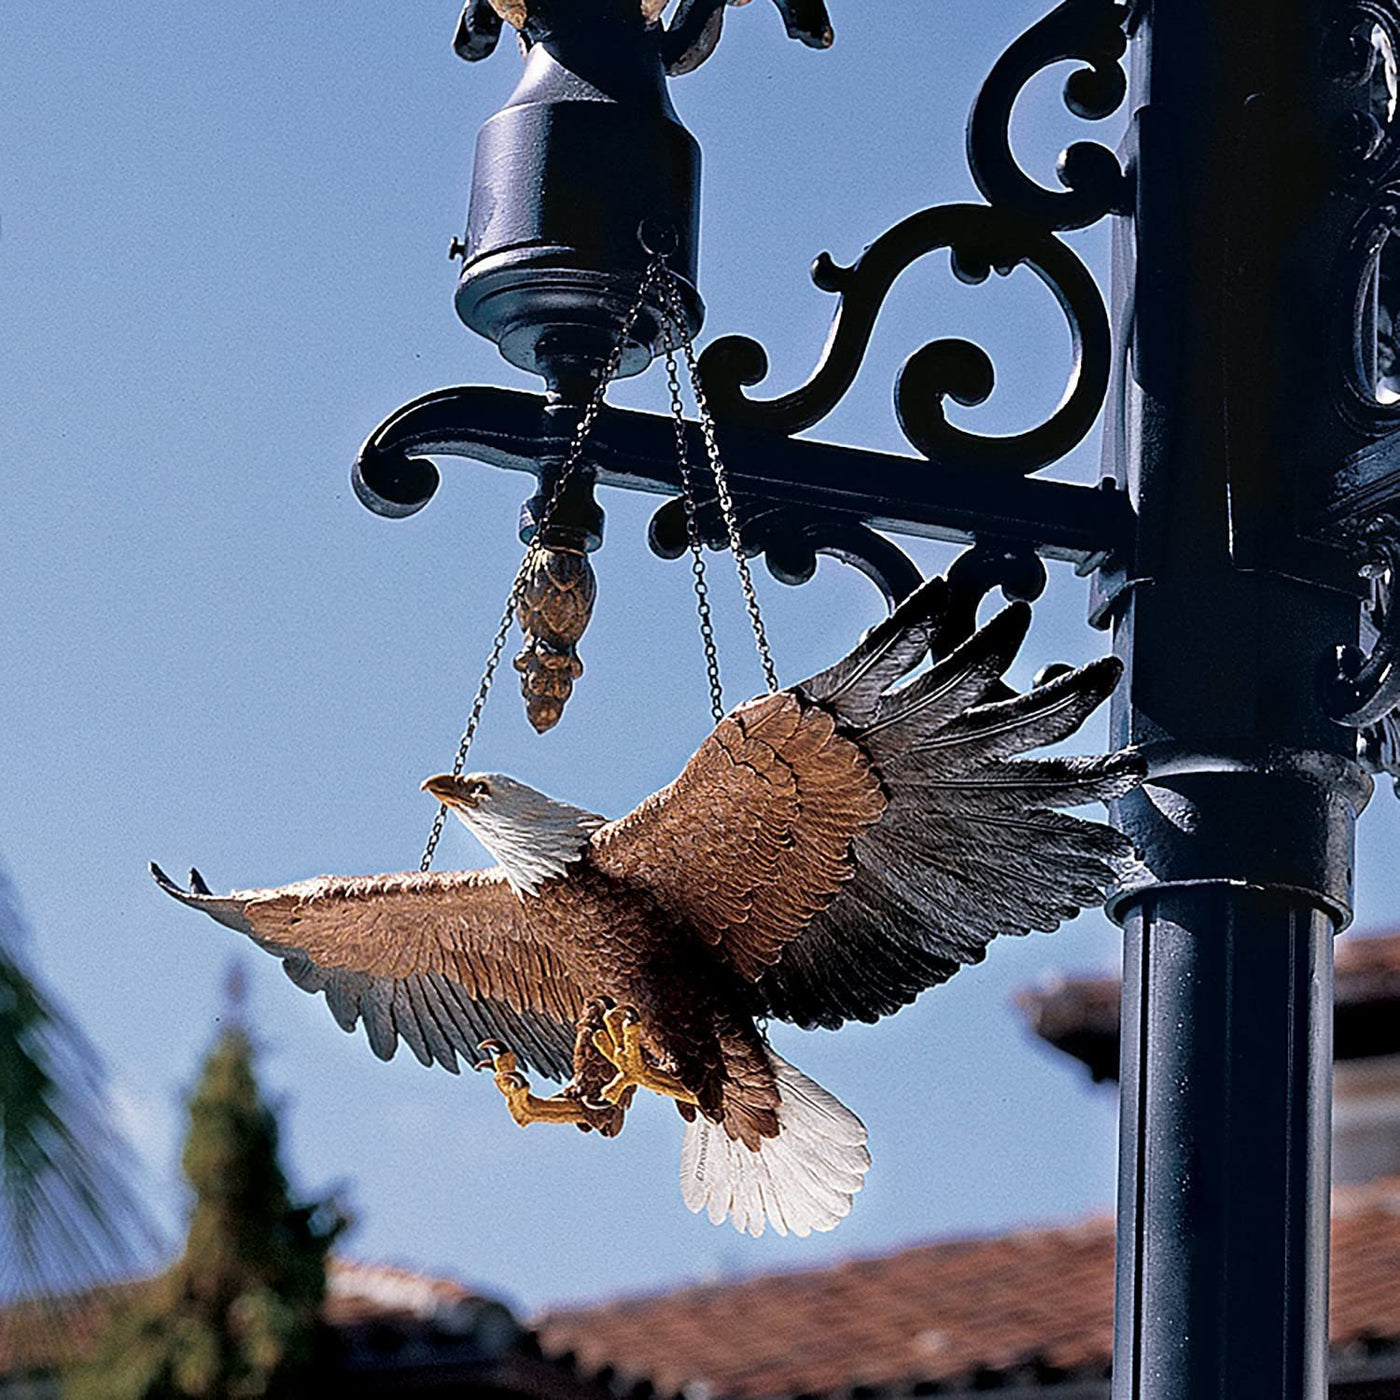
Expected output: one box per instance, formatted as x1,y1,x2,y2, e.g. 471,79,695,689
0,1281,137,1375
535,1179,1400,1399
323,1257,486,1327
0,1258,498,1378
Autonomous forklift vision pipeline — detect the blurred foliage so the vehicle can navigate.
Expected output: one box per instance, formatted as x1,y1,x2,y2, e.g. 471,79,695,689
66,1027,347,1399
0,865,152,1300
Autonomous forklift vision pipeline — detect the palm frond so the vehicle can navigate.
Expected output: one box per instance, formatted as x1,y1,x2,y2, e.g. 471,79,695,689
0,864,155,1300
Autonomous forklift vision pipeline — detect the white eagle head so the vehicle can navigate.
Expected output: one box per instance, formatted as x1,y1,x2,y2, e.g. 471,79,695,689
420,772,605,898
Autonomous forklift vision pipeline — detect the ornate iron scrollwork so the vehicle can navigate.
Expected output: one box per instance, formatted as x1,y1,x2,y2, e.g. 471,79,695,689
1361,710,1400,789
451,0,832,73
650,506,1053,697
697,0,1130,478
698,206,1112,473
1335,198,1400,428
648,495,924,607
942,538,1048,652
354,0,1139,734
967,0,1131,229
1329,6,1400,179
1324,8,1400,793
1328,513,1400,786
1331,8,1400,426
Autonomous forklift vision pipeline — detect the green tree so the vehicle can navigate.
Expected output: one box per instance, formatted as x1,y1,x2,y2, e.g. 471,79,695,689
0,863,150,1300
67,1023,346,1399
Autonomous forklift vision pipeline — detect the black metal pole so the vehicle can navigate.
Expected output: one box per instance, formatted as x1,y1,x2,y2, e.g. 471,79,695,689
1109,2,1372,1395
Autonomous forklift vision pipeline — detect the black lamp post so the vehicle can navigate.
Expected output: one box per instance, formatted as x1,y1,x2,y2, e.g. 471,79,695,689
352,1,1400,1394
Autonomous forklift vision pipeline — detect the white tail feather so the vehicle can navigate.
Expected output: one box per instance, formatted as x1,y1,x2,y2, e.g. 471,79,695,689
680,1050,869,1237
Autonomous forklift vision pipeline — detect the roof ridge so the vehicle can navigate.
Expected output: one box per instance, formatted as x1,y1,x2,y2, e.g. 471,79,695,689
534,1211,1118,1324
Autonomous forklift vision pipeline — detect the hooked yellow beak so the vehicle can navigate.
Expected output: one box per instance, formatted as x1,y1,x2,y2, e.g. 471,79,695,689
422,774,465,805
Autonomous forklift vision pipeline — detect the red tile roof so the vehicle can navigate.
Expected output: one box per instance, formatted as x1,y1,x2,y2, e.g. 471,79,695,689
323,1258,490,1327
0,1258,501,1379
1336,931,1400,1006
0,1281,132,1377
535,1178,1400,1399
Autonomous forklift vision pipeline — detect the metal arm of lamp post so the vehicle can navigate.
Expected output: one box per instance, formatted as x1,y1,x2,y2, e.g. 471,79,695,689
352,0,1400,1395
356,0,1136,630
352,385,1135,605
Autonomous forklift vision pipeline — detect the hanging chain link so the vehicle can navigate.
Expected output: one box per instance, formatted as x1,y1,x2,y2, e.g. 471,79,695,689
421,254,778,868
420,258,666,870
664,343,726,725
660,275,780,694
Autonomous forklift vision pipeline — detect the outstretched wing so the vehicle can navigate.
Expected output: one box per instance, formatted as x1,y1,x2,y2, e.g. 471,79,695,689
760,600,1141,1028
151,865,581,1080
592,577,1142,1030
590,691,890,981
591,583,947,975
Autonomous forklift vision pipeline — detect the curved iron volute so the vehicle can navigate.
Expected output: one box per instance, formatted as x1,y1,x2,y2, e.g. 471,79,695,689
452,0,834,73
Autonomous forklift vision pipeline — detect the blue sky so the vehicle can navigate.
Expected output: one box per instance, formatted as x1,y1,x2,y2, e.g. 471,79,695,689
6,1,1400,1316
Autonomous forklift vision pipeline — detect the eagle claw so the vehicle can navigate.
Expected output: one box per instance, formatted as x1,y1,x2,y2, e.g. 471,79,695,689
592,1005,698,1107
477,1043,607,1130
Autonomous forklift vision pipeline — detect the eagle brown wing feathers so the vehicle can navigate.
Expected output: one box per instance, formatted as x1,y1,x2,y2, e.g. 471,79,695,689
593,578,1142,1032
149,865,581,1080
590,695,885,978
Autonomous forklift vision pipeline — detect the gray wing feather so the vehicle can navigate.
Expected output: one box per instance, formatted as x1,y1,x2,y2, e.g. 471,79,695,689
279,948,574,1081
761,583,1143,1030
798,577,948,727
392,981,433,1067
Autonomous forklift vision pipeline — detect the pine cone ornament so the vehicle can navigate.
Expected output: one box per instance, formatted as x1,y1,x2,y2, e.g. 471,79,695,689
514,545,597,732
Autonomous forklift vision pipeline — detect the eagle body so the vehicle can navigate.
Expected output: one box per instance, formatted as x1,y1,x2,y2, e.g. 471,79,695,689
153,579,1142,1236
490,862,775,1142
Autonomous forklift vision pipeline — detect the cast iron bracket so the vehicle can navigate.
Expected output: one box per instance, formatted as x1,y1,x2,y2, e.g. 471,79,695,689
353,385,1135,607
356,0,1137,610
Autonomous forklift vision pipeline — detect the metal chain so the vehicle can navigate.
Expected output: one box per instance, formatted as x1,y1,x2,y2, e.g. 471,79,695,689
664,344,727,724
660,275,780,694
420,258,666,869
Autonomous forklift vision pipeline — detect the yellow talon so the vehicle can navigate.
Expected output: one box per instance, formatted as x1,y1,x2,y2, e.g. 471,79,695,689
591,1008,698,1106
476,1042,596,1128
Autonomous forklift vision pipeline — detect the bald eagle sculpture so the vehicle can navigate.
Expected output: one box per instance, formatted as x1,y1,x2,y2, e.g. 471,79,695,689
153,578,1141,1237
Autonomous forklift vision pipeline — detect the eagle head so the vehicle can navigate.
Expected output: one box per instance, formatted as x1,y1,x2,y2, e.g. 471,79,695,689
420,772,606,898
421,772,496,812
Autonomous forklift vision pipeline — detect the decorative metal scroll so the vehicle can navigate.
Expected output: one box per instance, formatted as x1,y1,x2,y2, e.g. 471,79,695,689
943,538,1049,651
1328,513,1400,786
967,0,1131,229
648,495,924,607
1325,7,1400,789
353,0,1139,714
451,0,832,74
694,0,1131,478
1334,198,1400,432
1330,5,1400,184
1331,5,1400,429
